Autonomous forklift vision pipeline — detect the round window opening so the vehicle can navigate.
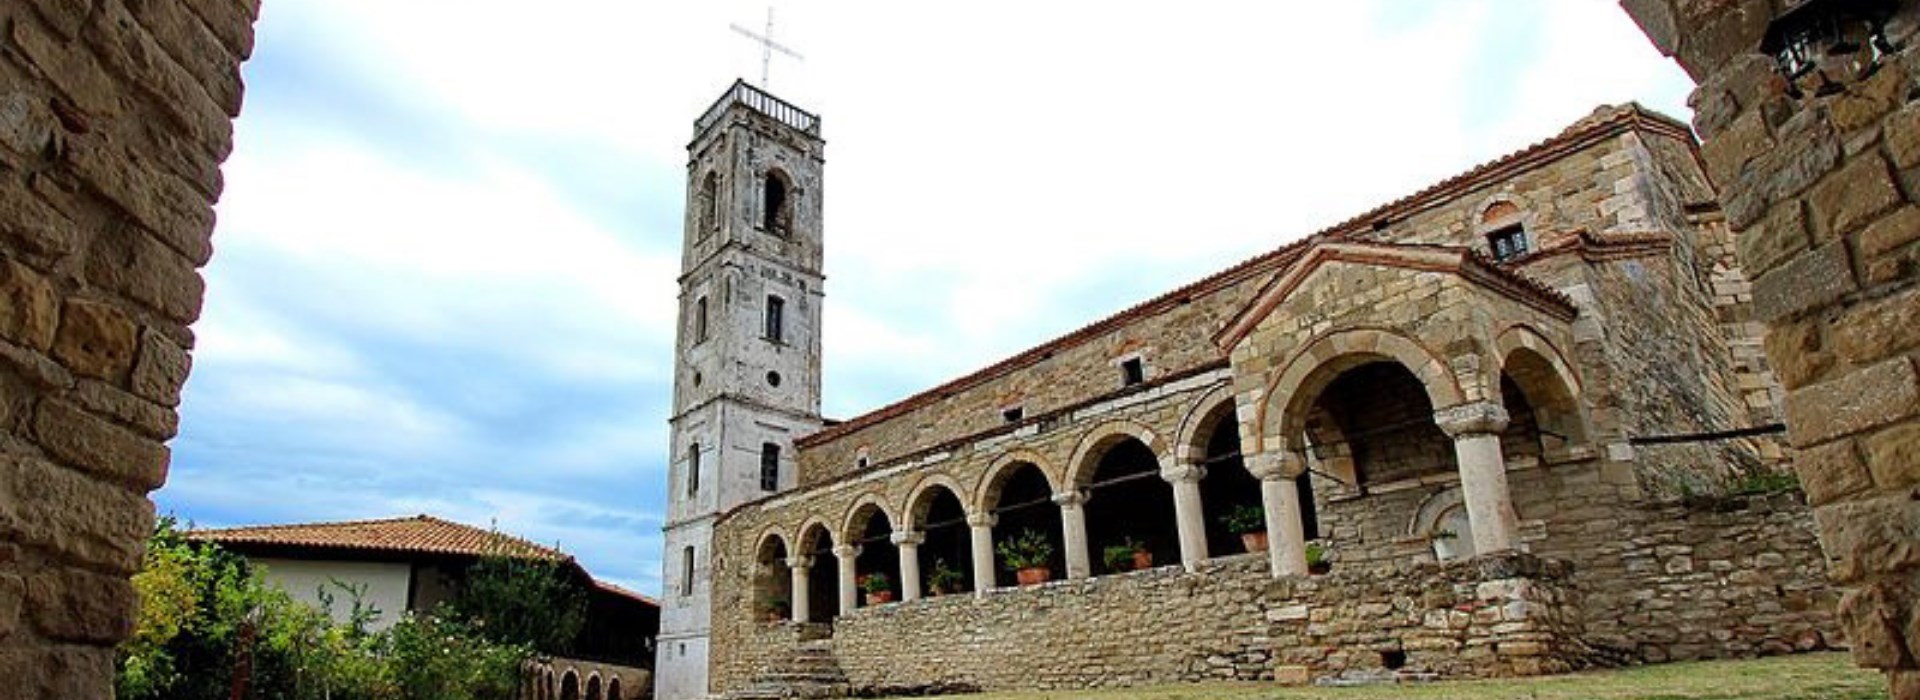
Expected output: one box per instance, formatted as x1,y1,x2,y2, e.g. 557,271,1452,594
766,371,782,387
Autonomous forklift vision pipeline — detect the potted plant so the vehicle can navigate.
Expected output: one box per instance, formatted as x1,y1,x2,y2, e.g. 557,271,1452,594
1221,503,1267,553
926,558,965,596
859,572,894,605
996,528,1055,585
1305,541,1331,575
1101,537,1152,573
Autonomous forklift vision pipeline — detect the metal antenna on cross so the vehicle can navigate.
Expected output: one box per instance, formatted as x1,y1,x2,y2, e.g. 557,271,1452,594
730,7,804,89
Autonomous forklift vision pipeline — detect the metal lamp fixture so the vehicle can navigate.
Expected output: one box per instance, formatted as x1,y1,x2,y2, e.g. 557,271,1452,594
1760,0,1901,98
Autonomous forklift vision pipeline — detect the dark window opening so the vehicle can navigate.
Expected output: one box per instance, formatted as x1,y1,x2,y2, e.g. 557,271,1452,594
856,455,870,469
680,546,695,596
687,443,700,496
763,172,791,236
765,296,785,343
1120,358,1145,386
1002,406,1024,423
1381,650,1407,670
760,443,781,491
693,296,708,344
1487,225,1529,262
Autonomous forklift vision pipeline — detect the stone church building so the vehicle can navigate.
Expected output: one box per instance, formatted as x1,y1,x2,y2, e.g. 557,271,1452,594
653,82,1839,699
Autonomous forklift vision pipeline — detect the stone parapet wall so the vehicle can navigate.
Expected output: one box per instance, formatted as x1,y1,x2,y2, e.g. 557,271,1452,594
729,553,1590,693
1618,2,1920,697
0,0,255,695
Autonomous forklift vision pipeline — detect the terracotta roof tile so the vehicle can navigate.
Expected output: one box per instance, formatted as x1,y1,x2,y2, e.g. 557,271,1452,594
190,514,570,562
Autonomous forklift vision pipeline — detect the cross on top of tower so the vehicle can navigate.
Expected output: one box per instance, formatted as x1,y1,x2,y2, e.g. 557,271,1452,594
730,7,804,89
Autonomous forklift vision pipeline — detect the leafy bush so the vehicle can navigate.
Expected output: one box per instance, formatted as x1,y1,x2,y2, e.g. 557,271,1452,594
1219,504,1265,534
858,572,891,594
995,528,1054,570
1101,537,1146,572
926,558,965,594
442,554,586,655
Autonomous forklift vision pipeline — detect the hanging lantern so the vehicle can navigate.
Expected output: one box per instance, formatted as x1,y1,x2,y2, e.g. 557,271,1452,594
1760,0,1901,98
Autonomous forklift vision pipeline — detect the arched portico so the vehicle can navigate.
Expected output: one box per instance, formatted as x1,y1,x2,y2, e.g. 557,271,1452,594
753,531,792,622
1069,425,1180,576
794,521,838,623
904,476,973,597
977,456,1066,586
844,498,902,608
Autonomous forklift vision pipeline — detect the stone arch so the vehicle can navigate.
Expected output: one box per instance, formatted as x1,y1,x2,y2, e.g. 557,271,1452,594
762,167,794,235
586,673,603,700
794,519,838,622
1496,324,1591,457
1173,384,1237,465
1256,327,1465,455
840,493,898,546
1409,487,1477,561
753,529,793,621
560,670,581,700
974,450,1056,515
608,677,623,700
905,474,971,528
903,474,975,594
1065,420,1170,490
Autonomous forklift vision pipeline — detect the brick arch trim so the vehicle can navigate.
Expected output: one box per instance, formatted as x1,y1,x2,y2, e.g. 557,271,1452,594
1064,419,1170,490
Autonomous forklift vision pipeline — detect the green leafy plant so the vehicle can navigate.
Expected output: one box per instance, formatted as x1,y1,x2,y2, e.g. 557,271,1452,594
926,558,965,594
443,553,587,655
1101,537,1147,572
995,528,1055,570
859,572,891,594
1219,503,1266,534
1731,470,1801,496
1305,541,1330,572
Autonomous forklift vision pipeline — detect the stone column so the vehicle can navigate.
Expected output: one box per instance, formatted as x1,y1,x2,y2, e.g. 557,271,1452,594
968,512,997,595
1054,490,1092,580
785,555,812,623
1435,402,1518,555
833,544,860,612
1160,462,1210,570
1249,451,1309,577
891,530,926,602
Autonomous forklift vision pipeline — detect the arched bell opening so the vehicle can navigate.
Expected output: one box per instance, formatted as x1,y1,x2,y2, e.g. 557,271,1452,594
908,484,973,595
983,462,1065,585
1080,437,1178,574
796,523,838,622
846,503,902,606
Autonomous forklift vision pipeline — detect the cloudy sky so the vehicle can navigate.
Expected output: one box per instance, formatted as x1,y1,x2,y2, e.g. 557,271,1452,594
156,1,1695,594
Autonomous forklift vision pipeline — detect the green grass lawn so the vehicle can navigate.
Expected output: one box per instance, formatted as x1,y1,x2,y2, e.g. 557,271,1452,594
898,653,1884,700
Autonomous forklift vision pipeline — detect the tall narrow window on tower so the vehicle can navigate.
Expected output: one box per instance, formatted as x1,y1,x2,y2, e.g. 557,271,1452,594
760,443,781,491
765,295,786,343
698,171,720,240
681,546,696,596
694,296,709,344
763,170,792,236
687,443,701,496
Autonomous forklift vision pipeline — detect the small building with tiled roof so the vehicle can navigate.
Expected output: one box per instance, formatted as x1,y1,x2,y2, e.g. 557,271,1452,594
656,84,1836,700
192,514,659,678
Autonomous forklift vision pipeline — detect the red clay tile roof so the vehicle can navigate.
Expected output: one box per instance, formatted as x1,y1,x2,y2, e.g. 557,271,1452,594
796,103,1696,451
595,580,661,607
190,514,570,562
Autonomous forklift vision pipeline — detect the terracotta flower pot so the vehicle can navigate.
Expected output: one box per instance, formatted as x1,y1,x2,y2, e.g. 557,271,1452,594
865,590,894,605
1131,550,1153,570
1241,531,1269,553
1015,566,1051,585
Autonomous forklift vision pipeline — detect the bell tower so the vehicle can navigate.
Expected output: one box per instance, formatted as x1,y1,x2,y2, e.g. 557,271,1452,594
655,81,826,700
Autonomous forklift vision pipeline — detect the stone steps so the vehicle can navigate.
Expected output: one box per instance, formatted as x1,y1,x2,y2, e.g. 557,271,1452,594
722,638,850,700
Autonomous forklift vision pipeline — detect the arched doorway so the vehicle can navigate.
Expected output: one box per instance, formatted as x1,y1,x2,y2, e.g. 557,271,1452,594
560,671,580,700
983,462,1064,585
608,678,622,700
907,482,974,595
1191,402,1271,557
1078,436,1178,574
754,533,792,621
586,675,602,700
797,522,839,622
846,502,902,606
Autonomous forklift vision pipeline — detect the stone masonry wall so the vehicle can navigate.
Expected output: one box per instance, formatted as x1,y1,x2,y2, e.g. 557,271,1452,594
1620,2,1920,697
726,553,1589,692
0,0,255,695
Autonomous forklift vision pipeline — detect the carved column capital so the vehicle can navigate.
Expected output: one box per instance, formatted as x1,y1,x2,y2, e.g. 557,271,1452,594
1246,451,1305,481
889,530,926,547
1434,402,1510,437
831,544,862,559
966,512,998,529
1159,462,1207,484
784,555,814,570
1051,489,1089,508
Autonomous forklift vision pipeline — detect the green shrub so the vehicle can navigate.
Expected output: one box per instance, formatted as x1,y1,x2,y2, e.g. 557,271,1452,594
995,528,1054,570
1219,504,1266,534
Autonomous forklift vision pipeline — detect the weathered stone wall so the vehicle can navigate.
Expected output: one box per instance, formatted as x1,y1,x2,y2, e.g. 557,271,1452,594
1619,2,1920,697
722,553,1588,692
0,0,255,695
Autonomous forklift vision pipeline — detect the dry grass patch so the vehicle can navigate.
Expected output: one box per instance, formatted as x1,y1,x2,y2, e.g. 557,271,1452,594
896,653,1884,700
